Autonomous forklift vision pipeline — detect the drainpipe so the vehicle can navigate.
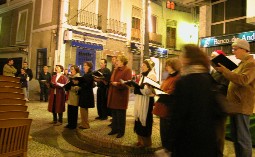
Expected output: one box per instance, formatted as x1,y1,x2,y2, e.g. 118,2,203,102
28,0,35,69
56,0,69,67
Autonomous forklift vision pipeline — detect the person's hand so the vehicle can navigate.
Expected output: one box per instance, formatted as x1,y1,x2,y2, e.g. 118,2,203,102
215,63,228,73
111,82,118,86
94,77,101,82
72,80,79,84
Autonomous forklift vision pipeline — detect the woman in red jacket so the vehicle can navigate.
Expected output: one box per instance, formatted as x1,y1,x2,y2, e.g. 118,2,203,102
107,54,132,138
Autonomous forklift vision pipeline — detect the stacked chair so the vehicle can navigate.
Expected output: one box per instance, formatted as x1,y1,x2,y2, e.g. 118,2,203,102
0,75,32,157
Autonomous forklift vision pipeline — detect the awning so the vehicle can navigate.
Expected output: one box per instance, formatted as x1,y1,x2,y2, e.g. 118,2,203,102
71,41,103,50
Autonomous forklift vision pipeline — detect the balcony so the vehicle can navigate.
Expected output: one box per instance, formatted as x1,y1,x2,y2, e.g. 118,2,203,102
131,28,141,42
76,10,102,30
149,32,162,45
106,19,127,36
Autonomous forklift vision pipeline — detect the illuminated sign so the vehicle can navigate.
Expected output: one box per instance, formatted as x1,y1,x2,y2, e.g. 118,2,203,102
200,31,255,47
166,1,175,10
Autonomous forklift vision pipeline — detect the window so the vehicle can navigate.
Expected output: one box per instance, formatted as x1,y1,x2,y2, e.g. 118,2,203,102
40,0,53,24
211,2,224,23
226,19,255,34
16,10,28,43
150,15,157,33
132,17,140,29
109,0,121,20
211,23,223,36
79,0,97,13
166,27,176,48
225,0,246,20
36,48,47,79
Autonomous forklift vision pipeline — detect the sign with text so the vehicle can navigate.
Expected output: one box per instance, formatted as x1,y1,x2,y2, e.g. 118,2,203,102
200,31,255,47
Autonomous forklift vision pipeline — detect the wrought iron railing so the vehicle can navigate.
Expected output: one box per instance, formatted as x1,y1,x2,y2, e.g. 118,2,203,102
76,10,102,30
106,19,127,36
149,32,162,45
131,28,141,41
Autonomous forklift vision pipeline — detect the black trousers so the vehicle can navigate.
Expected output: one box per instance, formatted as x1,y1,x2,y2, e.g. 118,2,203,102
52,95,63,123
97,87,108,118
111,109,126,135
160,117,172,151
40,86,49,101
67,104,78,128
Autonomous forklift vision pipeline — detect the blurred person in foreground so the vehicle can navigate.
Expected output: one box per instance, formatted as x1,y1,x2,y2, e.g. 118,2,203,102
216,39,255,157
168,44,224,157
64,65,80,129
38,66,51,102
48,65,68,126
75,61,95,129
133,59,156,147
107,54,132,138
210,50,229,157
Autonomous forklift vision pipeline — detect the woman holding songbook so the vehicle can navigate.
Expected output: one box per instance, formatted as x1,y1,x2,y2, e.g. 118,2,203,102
107,54,132,138
168,44,223,157
63,65,80,129
154,58,181,153
133,59,157,147
74,61,95,129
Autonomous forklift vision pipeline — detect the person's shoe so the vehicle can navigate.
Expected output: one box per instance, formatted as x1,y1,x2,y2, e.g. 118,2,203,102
53,122,62,126
108,131,117,135
49,121,57,124
40,99,43,102
116,133,124,138
100,117,108,120
95,117,101,120
45,100,48,102
78,126,89,129
64,125,70,128
25,98,29,101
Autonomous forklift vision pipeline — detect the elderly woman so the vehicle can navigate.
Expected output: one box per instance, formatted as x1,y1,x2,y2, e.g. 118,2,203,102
107,54,132,138
48,65,68,126
168,44,224,157
64,65,80,129
74,61,95,129
133,59,157,147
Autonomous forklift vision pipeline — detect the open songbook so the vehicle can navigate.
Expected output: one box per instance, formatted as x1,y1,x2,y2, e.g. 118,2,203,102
92,71,104,79
141,76,161,90
211,54,238,71
119,79,140,88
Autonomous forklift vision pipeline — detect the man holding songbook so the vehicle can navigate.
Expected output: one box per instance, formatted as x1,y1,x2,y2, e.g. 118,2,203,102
216,39,255,157
94,59,111,120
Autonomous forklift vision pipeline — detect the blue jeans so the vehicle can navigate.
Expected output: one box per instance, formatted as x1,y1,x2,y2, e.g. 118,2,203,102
230,114,252,157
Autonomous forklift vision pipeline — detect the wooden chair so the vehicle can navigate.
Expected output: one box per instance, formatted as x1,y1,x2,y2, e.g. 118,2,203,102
0,75,20,82
0,118,32,157
0,87,23,93
0,81,21,88
0,111,29,119
0,92,24,99
0,98,26,105
0,105,28,111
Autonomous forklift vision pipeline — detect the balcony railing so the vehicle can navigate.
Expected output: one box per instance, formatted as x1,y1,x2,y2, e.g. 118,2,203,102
131,28,141,41
76,10,102,30
149,32,162,45
106,19,127,36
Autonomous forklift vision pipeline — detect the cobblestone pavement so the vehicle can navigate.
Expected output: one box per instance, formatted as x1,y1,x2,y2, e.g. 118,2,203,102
27,93,255,157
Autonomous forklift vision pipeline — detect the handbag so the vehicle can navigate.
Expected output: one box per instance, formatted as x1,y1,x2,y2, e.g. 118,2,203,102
152,102,169,118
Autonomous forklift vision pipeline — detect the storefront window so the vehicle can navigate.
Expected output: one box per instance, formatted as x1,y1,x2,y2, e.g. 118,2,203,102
225,0,246,20
212,2,224,23
211,23,223,36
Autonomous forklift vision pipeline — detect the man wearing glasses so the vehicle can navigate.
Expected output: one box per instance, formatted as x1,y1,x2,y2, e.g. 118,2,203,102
216,38,255,157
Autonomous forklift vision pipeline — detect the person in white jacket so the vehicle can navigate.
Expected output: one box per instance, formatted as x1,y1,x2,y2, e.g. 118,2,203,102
133,59,156,147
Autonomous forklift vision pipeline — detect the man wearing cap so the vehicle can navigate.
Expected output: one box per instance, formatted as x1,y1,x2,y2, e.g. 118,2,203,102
3,58,17,76
216,39,255,157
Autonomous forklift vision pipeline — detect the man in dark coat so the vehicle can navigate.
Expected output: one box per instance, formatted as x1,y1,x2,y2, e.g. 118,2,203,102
39,66,51,102
94,59,111,120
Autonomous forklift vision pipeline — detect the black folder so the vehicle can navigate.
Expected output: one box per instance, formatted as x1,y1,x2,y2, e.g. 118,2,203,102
211,54,238,71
